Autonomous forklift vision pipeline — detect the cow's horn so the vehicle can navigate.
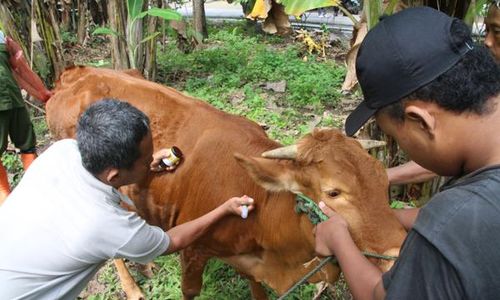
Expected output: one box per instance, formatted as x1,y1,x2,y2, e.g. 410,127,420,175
261,145,298,159
357,139,386,150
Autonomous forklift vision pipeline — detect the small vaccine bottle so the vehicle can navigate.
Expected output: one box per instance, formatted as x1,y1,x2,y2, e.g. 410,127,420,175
160,146,183,169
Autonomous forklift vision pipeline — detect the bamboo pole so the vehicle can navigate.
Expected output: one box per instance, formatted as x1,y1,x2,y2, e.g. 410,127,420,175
30,1,34,69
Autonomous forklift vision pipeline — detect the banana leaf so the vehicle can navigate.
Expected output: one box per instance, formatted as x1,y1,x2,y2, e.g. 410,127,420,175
249,0,340,19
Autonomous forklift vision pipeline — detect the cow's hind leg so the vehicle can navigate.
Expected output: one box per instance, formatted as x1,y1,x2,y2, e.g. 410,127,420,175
114,259,145,300
180,247,210,300
248,278,268,300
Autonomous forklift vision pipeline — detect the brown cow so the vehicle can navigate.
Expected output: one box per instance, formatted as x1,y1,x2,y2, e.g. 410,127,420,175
45,66,406,299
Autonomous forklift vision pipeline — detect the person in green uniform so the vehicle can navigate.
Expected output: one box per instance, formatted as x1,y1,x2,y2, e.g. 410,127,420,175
0,31,51,205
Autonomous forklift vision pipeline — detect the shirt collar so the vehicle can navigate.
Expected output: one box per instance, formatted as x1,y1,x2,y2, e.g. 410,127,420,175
441,164,500,191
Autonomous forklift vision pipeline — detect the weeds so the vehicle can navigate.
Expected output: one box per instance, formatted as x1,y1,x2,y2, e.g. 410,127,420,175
159,29,344,108
1,152,22,187
157,22,345,146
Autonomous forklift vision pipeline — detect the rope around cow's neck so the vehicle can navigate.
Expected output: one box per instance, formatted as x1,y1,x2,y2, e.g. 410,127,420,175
295,194,399,261
277,194,399,300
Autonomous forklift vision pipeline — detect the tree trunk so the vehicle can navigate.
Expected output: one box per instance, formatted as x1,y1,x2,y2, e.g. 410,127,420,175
0,1,31,55
77,0,88,45
193,0,208,42
107,0,130,69
99,0,109,25
71,0,77,33
133,1,148,71
46,0,63,43
89,0,103,26
35,0,66,79
1,0,64,82
143,0,162,80
421,0,470,19
60,0,71,32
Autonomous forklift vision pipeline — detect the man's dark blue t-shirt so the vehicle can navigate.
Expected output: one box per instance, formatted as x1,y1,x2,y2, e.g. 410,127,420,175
383,165,500,299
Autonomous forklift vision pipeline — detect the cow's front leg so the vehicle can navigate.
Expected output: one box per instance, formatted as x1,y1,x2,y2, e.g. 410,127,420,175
180,247,210,300
114,259,145,300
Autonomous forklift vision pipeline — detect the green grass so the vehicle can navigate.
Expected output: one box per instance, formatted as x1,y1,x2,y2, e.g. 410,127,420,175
1,151,23,188
157,21,346,144
159,25,344,108
83,256,351,300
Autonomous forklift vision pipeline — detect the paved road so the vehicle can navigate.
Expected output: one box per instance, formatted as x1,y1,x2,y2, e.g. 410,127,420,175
175,1,485,36
175,0,358,35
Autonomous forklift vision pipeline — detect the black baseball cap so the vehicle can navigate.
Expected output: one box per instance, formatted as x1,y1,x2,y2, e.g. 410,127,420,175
345,7,473,136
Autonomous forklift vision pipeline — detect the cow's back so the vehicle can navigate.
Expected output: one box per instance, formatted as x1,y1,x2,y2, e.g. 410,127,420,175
46,66,301,251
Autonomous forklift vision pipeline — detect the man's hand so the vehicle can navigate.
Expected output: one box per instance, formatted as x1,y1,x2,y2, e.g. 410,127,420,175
5,37,22,63
223,195,254,218
392,207,420,231
314,201,350,257
164,195,256,254
150,149,176,172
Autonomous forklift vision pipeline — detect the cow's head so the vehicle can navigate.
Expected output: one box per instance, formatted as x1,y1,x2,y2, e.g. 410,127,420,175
234,128,405,271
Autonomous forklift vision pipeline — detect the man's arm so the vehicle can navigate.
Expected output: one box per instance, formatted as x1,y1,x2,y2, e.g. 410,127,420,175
164,196,254,254
315,202,384,300
5,37,51,102
373,280,386,300
392,208,420,231
387,161,436,185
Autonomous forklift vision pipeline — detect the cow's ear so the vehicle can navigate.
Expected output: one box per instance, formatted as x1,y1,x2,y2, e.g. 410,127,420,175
234,153,298,192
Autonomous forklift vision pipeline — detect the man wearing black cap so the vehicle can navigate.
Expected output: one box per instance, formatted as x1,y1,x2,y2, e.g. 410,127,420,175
314,7,500,300
387,0,500,185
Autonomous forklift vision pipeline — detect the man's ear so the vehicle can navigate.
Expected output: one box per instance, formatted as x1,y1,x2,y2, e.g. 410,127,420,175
98,168,120,186
234,153,299,193
404,104,436,138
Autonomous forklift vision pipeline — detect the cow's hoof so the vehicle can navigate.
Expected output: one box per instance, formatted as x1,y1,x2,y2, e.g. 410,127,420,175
182,290,200,300
124,289,145,300
138,262,158,279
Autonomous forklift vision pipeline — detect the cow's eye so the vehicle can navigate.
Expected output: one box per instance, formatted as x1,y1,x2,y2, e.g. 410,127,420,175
326,189,340,198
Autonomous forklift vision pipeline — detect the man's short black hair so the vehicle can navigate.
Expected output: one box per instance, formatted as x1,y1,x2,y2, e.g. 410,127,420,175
380,20,500,121
76,99,150,175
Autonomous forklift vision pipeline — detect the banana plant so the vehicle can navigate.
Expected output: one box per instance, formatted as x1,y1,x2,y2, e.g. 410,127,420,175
248,0,347,34
93,0,182,70
464,0,489,27
249,0,340,17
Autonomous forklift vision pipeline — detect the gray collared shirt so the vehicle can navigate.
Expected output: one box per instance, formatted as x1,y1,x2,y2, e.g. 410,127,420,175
0,139,169,299
383,165,500,299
